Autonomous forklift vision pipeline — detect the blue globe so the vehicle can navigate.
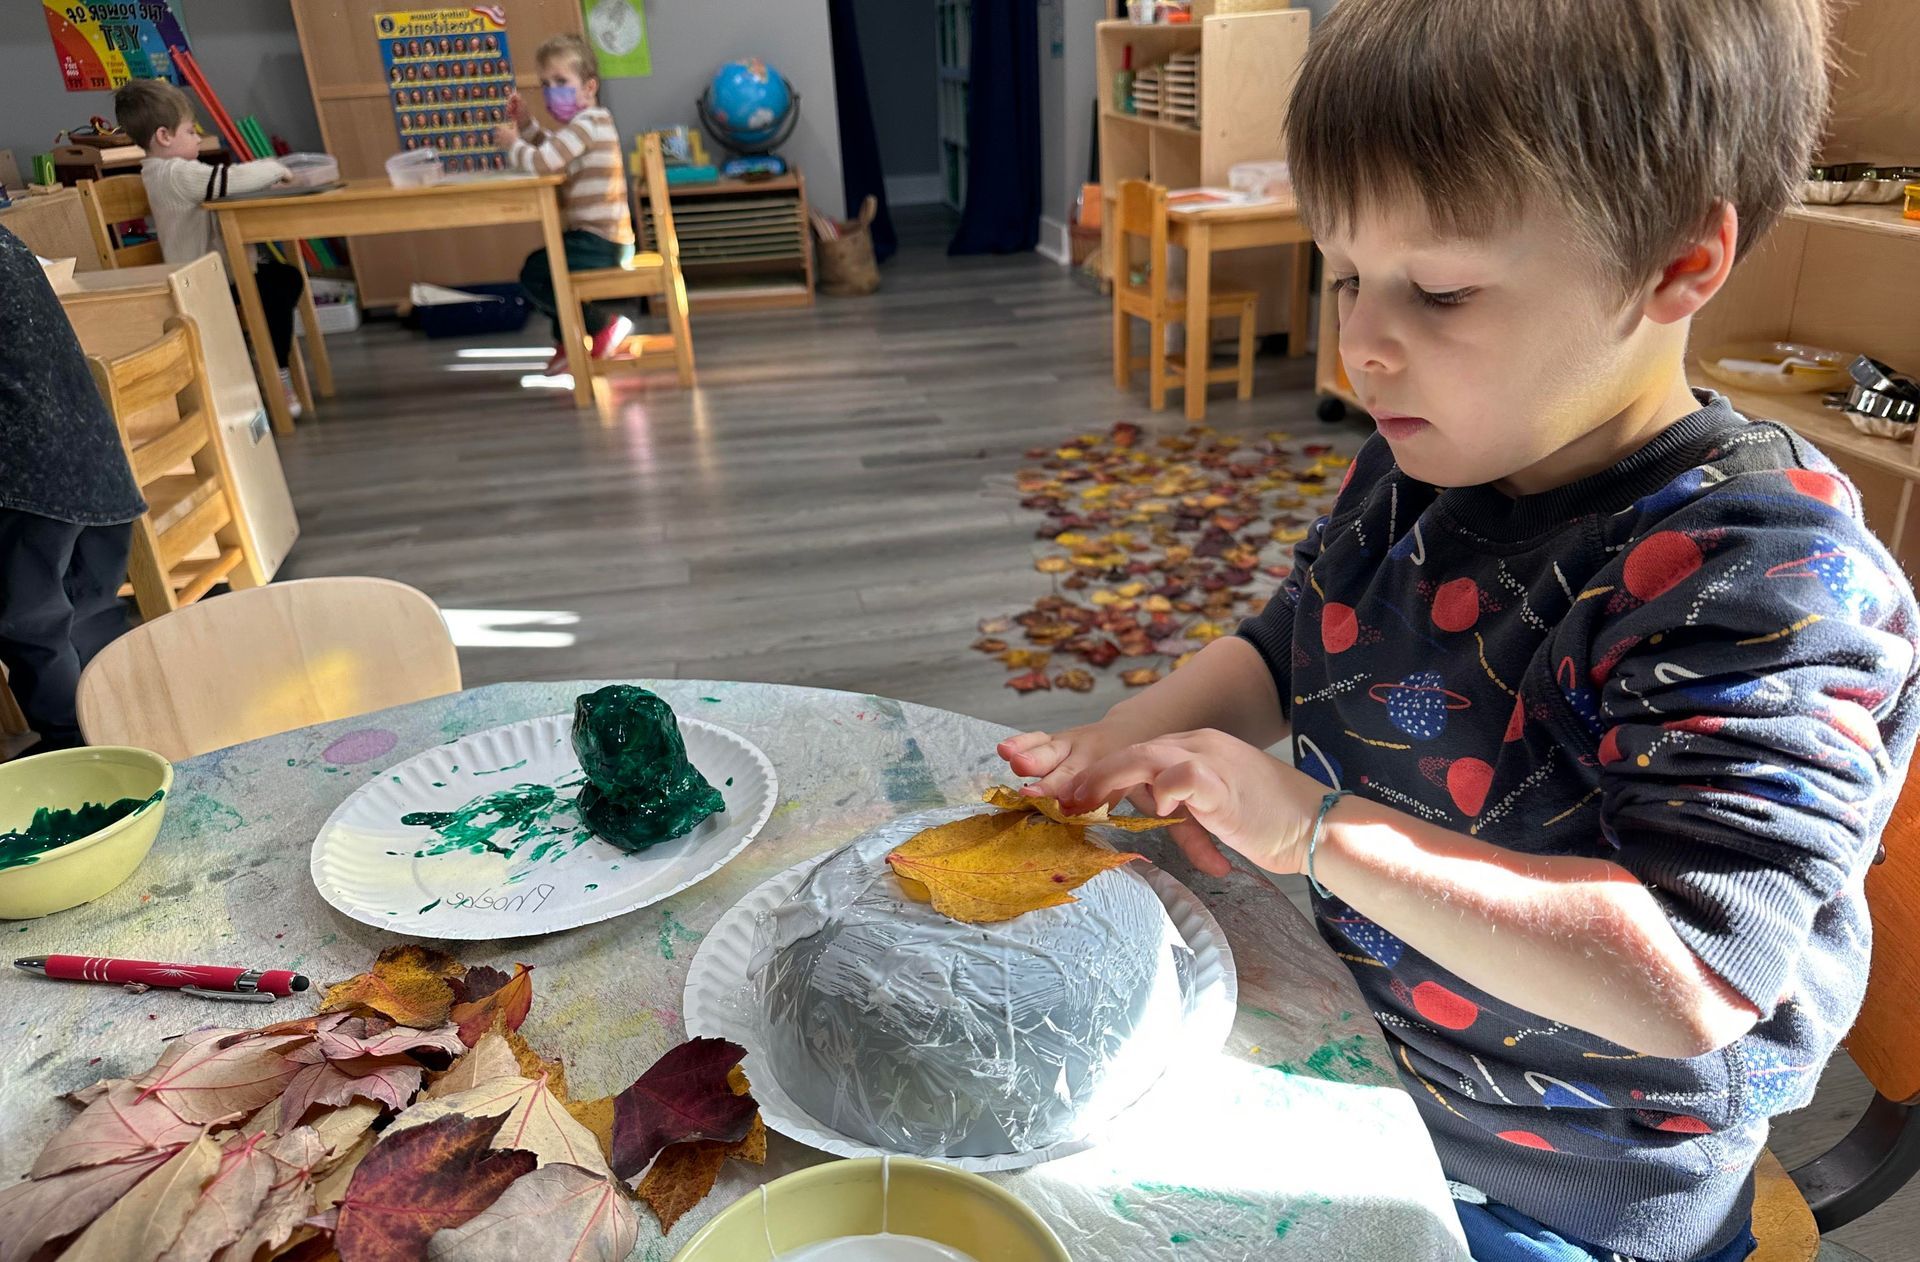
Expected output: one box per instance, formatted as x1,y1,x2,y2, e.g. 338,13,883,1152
703,59,795,151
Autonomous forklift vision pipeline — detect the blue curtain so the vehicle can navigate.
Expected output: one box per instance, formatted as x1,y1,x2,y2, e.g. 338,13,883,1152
948,0,1042,255
828,0,897,261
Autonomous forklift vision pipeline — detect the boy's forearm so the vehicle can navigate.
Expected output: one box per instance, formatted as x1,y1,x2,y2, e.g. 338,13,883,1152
225,159,291,195
1315,799,1759,1058
1106,636,1289,748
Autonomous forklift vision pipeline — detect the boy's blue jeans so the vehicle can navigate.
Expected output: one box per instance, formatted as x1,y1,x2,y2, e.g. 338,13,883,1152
1456,1200,1755,1262
518,229,634,342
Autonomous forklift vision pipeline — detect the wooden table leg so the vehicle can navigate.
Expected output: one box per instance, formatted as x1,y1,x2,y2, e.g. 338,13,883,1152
220,213,294,436
1289,241,1315,359
289,241,335,398
539,195,593,408
1184,222,1212,423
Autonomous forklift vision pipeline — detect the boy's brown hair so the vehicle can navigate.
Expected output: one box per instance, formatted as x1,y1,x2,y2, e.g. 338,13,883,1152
536,33,598,83
114,77,195,151
1285,0,1831,289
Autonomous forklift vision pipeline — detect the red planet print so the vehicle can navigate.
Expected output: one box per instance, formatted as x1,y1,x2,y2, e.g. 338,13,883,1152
1652,1115,1711,1134
1622,531,1703,601
1446,758,1493,816
1412,980,1480,1029
1498,1131,1556,1151
1597,728,1624,765
1785,468,1849,509
1430,577,1481,632
1322,602,1360,654
1505,695,1525,742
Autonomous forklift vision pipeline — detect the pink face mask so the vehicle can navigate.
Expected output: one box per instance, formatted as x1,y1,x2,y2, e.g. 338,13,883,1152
543,85,584,123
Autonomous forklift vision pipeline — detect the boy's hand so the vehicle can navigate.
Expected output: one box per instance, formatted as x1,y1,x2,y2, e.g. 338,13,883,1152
493,121,519,149
1057,730,1324,879
998,713,1161,801
505,89,532,127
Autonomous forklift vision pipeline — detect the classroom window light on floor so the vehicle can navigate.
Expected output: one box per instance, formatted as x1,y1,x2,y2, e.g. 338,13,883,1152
440,608,580,648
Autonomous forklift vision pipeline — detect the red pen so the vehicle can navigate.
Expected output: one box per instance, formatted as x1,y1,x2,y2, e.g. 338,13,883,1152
14,955,310,1004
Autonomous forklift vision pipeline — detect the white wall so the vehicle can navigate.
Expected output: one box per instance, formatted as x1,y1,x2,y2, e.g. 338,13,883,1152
1040,0,1109,261
0,1,845,219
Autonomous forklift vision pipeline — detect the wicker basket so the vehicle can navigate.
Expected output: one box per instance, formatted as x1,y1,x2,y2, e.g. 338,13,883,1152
816,195,881,296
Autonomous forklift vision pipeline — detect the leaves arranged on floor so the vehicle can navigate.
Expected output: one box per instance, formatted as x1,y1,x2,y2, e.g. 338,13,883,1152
885,787,1169,923
984,422,1348,693
2,946,765,1260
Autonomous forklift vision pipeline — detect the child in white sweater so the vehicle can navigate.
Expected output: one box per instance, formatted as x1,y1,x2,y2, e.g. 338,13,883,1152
114,78,306,418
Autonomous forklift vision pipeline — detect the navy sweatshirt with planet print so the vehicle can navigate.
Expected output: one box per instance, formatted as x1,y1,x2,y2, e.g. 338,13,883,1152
1237,394,1920,1260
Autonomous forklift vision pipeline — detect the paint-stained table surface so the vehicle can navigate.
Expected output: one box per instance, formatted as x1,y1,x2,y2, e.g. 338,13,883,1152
1,680,1467,1261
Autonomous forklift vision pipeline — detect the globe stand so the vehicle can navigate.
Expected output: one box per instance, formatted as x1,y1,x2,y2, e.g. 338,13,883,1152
697,75,801,179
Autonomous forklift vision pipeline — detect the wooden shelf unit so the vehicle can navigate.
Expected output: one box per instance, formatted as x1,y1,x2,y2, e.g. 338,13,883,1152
1689,0,1920,565
636,172,815,312
1095,9,1311,335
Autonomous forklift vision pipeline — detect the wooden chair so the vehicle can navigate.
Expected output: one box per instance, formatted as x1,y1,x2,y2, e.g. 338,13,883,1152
570,131,695,388
1750,766,1920,1260
0,668,36,762
86,316,258,621
76,175,164,268
79,174,318,419
1111,179,1257,412
75,577,461,762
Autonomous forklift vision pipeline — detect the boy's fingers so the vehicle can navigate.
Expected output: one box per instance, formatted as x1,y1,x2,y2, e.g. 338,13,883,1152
1062,744,1179,811
1026,759,1089,800
998,731,1053,756
1167,818,1234,878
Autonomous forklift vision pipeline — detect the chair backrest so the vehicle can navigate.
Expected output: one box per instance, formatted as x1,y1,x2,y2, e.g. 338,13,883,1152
78,175,164,268
76,577,462,762
637,132,679,266
1115,179,1169,308
88,316,251,620
1850,762,1920,1105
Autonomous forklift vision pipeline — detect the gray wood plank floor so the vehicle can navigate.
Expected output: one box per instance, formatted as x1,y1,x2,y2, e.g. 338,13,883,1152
275,209,1905,1257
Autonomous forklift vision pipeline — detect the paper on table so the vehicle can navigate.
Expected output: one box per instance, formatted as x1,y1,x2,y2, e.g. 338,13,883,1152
410,282,506,306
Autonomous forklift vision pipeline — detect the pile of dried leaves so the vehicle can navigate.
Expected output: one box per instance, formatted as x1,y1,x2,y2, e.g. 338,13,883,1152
0,946,763,1261
978,421,1348,693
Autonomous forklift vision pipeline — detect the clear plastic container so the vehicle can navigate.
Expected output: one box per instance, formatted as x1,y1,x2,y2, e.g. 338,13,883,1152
1228,159,1290,201
278,152,338,187
385,148,442,189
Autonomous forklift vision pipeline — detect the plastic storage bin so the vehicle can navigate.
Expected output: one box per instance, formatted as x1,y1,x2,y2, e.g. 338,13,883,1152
385,149,442,189
294,279,361,336
1229,160,1290,200
413,282,531,338
279,153,338,187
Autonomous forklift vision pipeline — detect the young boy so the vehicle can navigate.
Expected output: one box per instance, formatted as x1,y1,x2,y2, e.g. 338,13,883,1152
496,33,635,375
114,78,307,419
1005,2,1918,1259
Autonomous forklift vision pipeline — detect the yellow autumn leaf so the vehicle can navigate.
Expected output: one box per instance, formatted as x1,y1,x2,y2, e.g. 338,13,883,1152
1272,525,1310,544
978,785,1179,831
886,812,1147,924
1053,531,1089,548
1115,581,1148,599
1036,556,1071,574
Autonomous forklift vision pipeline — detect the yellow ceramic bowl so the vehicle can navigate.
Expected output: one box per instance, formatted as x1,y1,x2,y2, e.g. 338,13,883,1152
675,1158,1071,1262
0,747,173,919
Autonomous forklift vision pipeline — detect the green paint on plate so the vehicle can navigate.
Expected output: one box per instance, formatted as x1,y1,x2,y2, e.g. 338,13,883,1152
584,882,598,890
400,781,592,865
474,759,529,776
700,696,722,703
419,899,441,914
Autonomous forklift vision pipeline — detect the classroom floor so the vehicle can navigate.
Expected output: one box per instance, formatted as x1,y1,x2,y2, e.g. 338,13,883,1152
273,207,1909,1258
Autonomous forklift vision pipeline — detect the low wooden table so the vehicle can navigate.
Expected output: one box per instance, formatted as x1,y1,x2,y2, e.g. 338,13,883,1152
1,679,1467,1259
1167,198,1317,422
207,175,591,434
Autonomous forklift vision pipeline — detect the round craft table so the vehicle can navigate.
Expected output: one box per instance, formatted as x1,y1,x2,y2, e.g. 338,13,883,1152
1,681,1468,1261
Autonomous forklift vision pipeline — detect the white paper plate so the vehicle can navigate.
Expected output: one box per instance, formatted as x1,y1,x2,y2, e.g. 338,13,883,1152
311,711,776,940
683,822,1237,1172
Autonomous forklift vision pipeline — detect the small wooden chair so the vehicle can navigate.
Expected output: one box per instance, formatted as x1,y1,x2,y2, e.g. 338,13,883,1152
570,131,695,388
1111,179,1257,412
86,316,258,621
76,577,461,761
79,173,319,420
76,174,164,268
1750,765,1920,1259
0,668,36,762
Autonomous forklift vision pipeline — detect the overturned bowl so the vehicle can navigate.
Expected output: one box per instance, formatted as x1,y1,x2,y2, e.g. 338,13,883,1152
0,746,172,919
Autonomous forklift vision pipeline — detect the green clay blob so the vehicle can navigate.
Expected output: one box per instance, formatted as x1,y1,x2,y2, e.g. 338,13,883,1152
571,685,724,853
0,791,163,871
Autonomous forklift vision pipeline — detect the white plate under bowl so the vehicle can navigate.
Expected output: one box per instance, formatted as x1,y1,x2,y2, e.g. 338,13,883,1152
311,711,776,940
682,815,1237,1173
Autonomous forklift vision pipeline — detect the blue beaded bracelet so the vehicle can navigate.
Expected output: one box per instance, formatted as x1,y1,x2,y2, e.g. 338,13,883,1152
1306,789,1353,899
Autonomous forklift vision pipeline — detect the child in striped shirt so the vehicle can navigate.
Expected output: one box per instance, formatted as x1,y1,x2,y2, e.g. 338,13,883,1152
496,33,635,375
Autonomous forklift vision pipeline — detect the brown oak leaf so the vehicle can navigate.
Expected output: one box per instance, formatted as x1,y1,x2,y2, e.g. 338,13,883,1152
334,1111,535,1262
1053,669,1095,693
449,964,533,1046
1005,669,1051,693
